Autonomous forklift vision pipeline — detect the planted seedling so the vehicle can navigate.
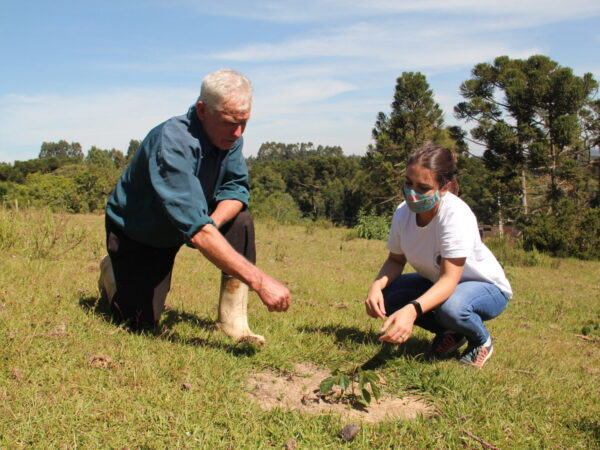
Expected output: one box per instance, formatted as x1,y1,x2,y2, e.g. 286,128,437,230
319,366,382,406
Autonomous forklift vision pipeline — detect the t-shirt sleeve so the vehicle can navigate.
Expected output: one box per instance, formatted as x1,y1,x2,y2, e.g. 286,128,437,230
386,205,405,255
149,140,215,245
439,198,476,259
214,139,250,206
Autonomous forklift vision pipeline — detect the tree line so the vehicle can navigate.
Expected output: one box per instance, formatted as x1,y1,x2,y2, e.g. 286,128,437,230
249,55,599,259
1,55,599,259
0,139,140,213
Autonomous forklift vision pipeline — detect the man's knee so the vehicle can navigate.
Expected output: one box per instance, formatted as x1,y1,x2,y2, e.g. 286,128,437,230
233,209,254,229
220,209,256,263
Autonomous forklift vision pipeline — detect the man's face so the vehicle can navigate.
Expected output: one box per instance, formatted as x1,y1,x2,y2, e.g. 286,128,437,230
196,100,250,150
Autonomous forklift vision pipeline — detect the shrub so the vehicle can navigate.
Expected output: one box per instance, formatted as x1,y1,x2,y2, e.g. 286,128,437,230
517,201,600,260
0,208,18,250
0,181,31,210
484,236,554,268
0,207,86,259
304,218,335,235
250,192,303,225
354,208,389,240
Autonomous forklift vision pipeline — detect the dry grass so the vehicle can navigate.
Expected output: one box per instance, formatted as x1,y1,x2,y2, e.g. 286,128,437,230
0,209,599,448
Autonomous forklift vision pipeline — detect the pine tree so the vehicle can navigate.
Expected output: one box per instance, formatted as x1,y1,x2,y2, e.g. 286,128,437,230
363,72,446,212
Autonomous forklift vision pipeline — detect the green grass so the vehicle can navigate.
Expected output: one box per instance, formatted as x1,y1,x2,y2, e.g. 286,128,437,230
1,209,599,448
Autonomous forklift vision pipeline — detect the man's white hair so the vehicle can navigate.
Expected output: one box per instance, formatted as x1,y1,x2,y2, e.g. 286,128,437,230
199,69,253,112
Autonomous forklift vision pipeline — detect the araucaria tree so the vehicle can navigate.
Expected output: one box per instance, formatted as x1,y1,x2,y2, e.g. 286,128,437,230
362,72,448,212
455,55,598,216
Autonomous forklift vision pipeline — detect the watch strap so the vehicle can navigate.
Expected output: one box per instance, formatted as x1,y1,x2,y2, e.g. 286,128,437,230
409,300,423,317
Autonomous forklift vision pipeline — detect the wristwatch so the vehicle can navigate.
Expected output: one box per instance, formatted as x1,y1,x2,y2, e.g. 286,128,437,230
409,300,423,317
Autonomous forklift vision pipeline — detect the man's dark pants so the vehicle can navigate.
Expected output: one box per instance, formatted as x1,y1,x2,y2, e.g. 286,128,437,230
105,210,256,330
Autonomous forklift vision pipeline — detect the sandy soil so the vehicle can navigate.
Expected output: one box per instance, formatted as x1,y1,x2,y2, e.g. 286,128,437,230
247,362,436,423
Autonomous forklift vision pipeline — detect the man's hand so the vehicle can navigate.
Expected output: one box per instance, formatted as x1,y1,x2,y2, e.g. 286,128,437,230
365,285,386,318
255,274,291,312
191,220,291,313
379,305,417,344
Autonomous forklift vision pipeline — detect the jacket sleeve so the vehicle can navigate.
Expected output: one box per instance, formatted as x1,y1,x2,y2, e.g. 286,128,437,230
149,140,215,246
214,138,250,206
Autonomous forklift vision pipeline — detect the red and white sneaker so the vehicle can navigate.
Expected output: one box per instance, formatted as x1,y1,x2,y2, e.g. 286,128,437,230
459,339,494,368
432,331,466,357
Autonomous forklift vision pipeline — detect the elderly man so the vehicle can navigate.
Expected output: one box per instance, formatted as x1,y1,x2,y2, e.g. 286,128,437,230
98,69,290,344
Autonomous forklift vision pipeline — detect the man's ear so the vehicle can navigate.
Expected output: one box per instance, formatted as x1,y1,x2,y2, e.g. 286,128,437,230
196,101,206,121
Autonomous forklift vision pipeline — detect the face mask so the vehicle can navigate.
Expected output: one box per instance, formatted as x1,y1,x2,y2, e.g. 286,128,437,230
402,185,440,213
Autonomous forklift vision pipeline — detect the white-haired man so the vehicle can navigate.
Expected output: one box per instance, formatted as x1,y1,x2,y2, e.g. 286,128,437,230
99,69,290,344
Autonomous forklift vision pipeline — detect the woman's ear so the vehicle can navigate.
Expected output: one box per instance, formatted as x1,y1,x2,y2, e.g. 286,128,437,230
440,180,456,196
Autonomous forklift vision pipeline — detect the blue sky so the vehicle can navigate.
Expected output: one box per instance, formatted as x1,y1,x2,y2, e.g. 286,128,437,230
1,0,599,163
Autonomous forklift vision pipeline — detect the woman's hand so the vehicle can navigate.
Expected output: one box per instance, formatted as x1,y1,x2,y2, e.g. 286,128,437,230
379,305,418,344
365,285,386,319
365,252,406,319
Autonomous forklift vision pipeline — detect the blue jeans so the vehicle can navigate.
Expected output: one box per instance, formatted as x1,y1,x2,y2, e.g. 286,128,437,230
382,273,509,345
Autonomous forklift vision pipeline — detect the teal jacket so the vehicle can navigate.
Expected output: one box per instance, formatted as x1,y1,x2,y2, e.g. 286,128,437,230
106,106,250,248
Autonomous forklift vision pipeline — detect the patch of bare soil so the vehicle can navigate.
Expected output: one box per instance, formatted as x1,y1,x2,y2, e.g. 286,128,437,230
46,323,68,338
247,362,436,423
88,355,114,369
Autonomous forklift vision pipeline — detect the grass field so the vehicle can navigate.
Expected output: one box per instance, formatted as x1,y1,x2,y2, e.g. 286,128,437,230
1,209,599,448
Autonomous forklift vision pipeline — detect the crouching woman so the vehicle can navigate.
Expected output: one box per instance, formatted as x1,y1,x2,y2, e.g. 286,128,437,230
365,142,512,368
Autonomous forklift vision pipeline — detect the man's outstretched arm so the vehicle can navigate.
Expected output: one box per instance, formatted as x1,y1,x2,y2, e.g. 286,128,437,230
190,222,291,312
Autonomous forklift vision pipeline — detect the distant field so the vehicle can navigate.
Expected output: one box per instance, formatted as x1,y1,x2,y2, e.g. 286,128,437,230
1,210,599,448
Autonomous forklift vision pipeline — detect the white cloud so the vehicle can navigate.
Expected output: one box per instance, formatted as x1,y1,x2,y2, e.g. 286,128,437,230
0,81,371,163
213,19,540,74
0,89,192,162
253,79,357,115
346,0,600,18
175,0,600,23
2,0,598,163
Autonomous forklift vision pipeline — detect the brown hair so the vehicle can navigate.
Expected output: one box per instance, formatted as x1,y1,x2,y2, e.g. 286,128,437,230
407,142,459,194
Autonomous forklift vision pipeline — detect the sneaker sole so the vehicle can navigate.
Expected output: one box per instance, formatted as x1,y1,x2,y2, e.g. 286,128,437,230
434,337,467,357
462,346,493,369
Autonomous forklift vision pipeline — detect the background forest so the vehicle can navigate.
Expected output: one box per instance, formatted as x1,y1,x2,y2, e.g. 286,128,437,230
2,55,599,259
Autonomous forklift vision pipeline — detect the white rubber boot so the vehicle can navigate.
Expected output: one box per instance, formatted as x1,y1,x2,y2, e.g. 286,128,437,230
218,274,266,346
98,255,116,304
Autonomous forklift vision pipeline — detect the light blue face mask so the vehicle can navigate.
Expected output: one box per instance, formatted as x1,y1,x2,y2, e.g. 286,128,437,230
402,185,441,213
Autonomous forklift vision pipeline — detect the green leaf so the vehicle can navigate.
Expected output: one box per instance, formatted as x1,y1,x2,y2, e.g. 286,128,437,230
371,383,381,402
319,377,335,394
339,374,350,391
364,370,378,384
357,373,366,391
361,388,372,405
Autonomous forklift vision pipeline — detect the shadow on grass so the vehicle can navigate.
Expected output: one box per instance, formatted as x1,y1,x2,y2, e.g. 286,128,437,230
569,416,600,444
79,295,112,319
78,296,258,357
298,325,381,345
299,324,439,370
360,337,437,370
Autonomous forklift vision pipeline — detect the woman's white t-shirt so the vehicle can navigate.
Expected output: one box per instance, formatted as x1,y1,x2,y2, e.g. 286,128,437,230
386,193,512,298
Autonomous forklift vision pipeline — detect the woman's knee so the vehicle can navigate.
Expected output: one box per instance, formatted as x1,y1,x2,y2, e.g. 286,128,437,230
382,273,431,315
435,297,471,328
